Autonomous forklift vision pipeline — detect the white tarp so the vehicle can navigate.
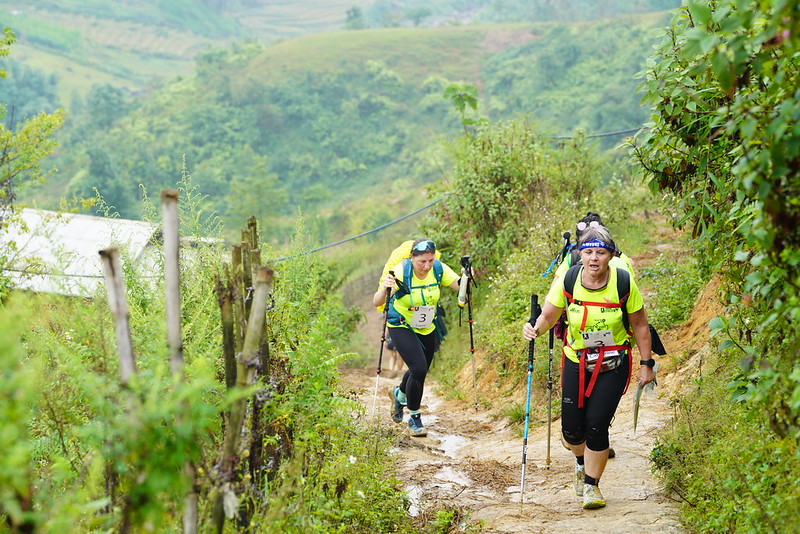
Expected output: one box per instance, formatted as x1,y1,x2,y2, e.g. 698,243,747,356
2,208,159,297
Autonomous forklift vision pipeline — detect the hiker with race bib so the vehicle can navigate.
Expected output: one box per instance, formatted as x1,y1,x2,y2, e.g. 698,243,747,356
522,226,656,509
373,238,461,437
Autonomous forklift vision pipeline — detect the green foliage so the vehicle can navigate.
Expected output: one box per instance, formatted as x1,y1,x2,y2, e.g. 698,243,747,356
0,306,40,530
631,0,800,428
345,7,366,30
27,14,671,244
0,59,61,129
0,184,411,530
482,15,668,150
422,119,603,270
651,360,800,532
0,33,66,297
0,107,65,211
0,26,12,78
638,251,706,331
444,83,479,132
631,0,800,527
418,506,480,534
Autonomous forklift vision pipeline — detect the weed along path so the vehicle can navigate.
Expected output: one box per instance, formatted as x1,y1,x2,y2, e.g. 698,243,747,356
340,364,684,533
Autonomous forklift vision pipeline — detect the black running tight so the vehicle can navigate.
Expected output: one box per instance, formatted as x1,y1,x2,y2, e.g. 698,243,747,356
561,354,629,451
390,327,437,411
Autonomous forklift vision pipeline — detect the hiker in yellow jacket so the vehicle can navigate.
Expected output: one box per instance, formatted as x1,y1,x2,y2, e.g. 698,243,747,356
523,225,656,510
372,238,460,437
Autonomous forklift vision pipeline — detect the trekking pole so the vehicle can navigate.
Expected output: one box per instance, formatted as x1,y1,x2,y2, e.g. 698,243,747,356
559,231,571,263
540,231,572,278
546,327,554,469
520,294,541,508
371,271,394,418
458,255,478,410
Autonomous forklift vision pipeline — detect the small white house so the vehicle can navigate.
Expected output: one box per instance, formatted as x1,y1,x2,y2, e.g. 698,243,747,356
2,208,160,297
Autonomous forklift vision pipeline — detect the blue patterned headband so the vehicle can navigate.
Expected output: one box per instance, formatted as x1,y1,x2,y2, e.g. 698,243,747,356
578,239,615,252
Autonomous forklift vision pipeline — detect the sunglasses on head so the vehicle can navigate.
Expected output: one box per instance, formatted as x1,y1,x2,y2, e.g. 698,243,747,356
576,220,601,232
413,240,436,253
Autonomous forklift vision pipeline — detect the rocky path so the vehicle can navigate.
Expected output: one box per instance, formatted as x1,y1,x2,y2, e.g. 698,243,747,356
341,365,684,533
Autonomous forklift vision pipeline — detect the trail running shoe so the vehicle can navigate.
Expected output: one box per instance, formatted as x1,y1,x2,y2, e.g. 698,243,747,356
582,483,606,509
407,413,427,437
388,386,405,423
575,464,585,496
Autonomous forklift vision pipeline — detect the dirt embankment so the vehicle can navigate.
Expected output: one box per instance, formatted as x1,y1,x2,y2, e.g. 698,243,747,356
342,222,722,533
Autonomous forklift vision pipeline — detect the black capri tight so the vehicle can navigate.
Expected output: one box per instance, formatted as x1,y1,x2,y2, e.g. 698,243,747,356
390,327,437,411
561,354,629,451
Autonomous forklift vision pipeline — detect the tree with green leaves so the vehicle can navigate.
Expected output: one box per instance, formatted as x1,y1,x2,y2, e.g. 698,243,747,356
0,28,65,221
629,1,800,528
345,6,366,30
0,28,65,301
443,83,479,133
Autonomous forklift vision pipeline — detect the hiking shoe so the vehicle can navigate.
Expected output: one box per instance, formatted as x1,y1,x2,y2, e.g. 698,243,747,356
582,483,606,509
407,413,427,437
575,464,585,496
388,387,405,423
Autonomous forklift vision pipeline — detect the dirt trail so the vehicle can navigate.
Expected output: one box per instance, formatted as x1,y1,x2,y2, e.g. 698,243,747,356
342,220,710,532
342,363,683,533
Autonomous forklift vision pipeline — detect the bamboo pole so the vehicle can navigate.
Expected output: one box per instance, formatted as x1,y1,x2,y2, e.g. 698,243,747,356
231,244,245,353
241,240,253,319
99,247,136,384
161,189,198,534
248,248,267,483
162,189,184,377
98,247,134,522
212,267,274,533
215,271,236,390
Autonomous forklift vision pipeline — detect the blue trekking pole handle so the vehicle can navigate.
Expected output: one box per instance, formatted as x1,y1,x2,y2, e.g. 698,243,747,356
520,293,540,506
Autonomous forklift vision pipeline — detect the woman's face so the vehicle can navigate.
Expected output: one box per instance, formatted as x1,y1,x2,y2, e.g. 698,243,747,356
579,247,612,277
411,252,436,277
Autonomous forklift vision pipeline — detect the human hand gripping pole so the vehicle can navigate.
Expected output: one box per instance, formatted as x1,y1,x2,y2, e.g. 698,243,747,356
371,270,395,418
520,293,542,507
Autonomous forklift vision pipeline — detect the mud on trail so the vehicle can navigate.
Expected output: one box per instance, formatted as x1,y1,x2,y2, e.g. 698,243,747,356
341,222,715,532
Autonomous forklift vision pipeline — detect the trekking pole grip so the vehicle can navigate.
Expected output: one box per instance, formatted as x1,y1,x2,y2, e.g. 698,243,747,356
529,294,539,326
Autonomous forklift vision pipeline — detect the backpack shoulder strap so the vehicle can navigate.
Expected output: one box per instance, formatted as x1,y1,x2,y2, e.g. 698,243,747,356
395,258,445,301
615,267,631,331
569,248,580,268
389,258,413,301
402,258,414,294
433,259,443,284
563,264,581,301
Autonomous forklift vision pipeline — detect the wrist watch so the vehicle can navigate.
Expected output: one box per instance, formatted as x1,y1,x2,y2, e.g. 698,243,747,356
640,358,656,368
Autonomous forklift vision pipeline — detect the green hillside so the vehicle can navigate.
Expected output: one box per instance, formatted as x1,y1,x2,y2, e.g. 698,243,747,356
0,0,373,101
20,13,669,244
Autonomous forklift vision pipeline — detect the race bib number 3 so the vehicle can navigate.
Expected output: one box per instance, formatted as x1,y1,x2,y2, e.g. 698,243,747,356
410,305,436,329
581,329,613,348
